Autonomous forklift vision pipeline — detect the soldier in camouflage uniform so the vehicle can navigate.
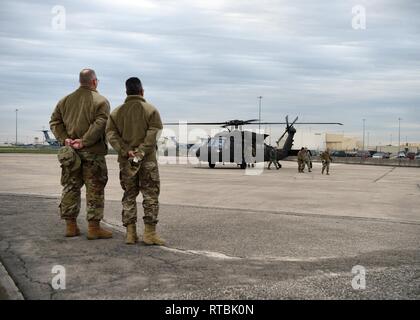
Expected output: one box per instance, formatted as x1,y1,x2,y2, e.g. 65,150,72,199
320,148,333,175
267,146,280,170
297,147,305,172
106,77,164,245
50,68,113,240
304,147,312,172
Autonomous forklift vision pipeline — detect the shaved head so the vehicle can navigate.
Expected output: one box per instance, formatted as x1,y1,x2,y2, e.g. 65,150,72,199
79,68,97,86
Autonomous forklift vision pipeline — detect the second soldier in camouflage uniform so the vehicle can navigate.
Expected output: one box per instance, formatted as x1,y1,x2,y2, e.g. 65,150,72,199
297,147,305,172
106,77,164,245
320,148,333,175
304,147,312,172
267,146,280,170
50,68,113,240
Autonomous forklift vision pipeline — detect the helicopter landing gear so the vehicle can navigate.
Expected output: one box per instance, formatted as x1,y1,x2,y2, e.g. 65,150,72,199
209,163,216,169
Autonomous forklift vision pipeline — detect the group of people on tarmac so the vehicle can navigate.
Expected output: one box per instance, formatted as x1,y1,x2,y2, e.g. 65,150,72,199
297,147,313,173
266,146,333,175
297,147,333,175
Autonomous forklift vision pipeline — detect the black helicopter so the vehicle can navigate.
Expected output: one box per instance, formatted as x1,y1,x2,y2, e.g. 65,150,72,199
165,116,343,169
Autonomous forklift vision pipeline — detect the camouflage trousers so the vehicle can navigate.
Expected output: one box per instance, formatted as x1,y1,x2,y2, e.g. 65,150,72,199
305,160,312,171
322,161,330,173
59,152,108,221
298,159,305,172
119,161,160,226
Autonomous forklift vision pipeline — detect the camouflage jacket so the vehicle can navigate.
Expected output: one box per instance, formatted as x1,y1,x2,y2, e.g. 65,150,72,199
269,147,277,161
106,95,163,163
50,87,110,155
297,150,305,161
320,151,332,162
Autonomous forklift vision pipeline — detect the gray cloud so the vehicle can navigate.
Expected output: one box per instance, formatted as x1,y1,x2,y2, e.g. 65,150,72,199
0,0,419,145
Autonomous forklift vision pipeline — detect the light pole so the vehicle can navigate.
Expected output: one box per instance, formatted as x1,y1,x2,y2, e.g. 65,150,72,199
15,109,18,146
398,118,402,154
362,119,366,151
258,96,262,132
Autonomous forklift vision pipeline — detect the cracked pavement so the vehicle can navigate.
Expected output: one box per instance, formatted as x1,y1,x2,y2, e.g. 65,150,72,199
0,193,419,299
0,154,419,299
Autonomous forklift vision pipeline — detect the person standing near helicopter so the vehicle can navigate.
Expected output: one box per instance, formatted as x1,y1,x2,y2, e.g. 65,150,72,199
267,146,280,170
297,147,305,172
320,148,333,175
304,147,312,172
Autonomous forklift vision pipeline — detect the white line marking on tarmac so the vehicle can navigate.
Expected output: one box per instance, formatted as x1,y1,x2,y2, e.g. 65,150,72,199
161,247,242,260
101,219,341,262
161,246,341,262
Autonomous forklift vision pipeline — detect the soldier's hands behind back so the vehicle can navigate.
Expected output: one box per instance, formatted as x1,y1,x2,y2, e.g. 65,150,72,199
72,139,84,149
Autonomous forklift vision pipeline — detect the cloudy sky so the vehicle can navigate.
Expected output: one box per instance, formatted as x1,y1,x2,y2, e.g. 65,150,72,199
0,0,419,145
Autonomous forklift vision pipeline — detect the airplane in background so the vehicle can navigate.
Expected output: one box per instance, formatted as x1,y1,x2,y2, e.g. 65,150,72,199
40,129,60,147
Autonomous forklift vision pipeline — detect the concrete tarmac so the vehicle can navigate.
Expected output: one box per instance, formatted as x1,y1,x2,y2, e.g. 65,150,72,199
0,154,419,299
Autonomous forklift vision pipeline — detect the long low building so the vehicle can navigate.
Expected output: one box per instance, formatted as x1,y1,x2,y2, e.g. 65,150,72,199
290,130,362,151
288,130,418,153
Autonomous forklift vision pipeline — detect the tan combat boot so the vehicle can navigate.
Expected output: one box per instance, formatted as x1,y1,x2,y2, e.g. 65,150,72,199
143,224,165,246
87,220,113,240
65,219,80,237
125,224,138,245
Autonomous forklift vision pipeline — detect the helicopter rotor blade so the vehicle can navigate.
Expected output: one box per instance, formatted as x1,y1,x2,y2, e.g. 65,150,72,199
276,116,290,146
276,131,288,143
257,122,343,125
165,120,343,126
287,117,299,131
164,122,227,126
243,119,259,124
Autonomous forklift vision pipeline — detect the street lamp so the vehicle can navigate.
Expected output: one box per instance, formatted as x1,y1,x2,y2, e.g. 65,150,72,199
398,118,402,154
362,119,366,151
15,109,18,146
258,96,262,132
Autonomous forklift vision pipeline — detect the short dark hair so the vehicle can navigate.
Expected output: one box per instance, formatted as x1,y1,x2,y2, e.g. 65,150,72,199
125,77,143,95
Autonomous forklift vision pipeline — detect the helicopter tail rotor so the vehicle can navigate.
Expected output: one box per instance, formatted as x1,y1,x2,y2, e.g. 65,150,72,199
276,116,298,146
